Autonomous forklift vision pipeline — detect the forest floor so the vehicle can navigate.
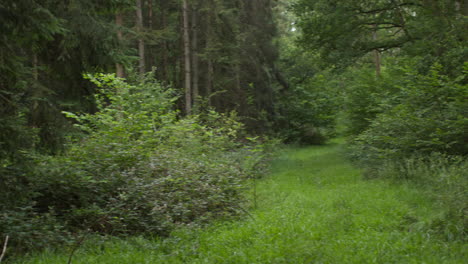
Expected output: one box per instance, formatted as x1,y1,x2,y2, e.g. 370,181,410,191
16,141,466,263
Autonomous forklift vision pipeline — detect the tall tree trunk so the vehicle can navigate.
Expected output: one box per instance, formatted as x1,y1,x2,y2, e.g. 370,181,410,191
191,6,199,106
30,52,42,133
183,0,192,114
116,13,125,78
235,63,241,93
136,0,145,75
33,54,39,81
205,2,214,106
148,0,153,29
206,59,213,105
148,0,153,70
161,0,169,80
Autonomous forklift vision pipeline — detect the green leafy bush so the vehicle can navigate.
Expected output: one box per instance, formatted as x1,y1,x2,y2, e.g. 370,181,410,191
350,63,467,163
344,62,467,240
0,73,271,254
0,165,74,255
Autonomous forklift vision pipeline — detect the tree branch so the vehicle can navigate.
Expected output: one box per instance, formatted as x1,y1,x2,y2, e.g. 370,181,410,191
390,28,404,37
0,235,9,263
354,2,421,14
362,22,404,28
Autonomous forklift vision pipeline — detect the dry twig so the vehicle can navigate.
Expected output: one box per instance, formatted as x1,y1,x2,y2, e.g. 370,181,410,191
0,235,9,263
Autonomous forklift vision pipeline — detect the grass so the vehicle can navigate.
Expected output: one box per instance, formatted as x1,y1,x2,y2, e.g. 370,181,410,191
13,142,467,263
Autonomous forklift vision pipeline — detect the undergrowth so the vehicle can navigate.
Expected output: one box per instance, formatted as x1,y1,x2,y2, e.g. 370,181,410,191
0,73,273,257
12,142,467,264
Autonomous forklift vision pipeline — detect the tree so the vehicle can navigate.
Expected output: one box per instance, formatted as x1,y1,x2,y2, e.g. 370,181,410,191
191,3,200,103
1,0,137,157
0,0,65,160
182,0,192,114
1,0,286,160
136,0,145,74
116,12,125,77
293,0,467,75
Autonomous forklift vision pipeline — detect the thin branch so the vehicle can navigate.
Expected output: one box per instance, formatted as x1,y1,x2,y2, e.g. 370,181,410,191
67,231,89,264
391,0,413,40
0,93,15,106
236,204,256,220
274,67,289,91
0,235,9,263
294,73,313,86
365,41,406,53
379,45,404,52
67,213,110,264
362,22,404,28
354,2,421,14
375,26,404,30
390,28,404,37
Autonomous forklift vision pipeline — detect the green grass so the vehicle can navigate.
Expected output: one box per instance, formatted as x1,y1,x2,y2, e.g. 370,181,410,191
13,143,467,263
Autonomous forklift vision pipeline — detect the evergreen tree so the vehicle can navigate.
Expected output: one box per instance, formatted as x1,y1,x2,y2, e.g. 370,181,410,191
1,0,284,160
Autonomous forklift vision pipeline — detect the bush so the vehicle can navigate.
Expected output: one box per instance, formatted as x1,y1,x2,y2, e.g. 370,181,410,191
0,165,74,255
350,63,467,163
0,73,271,254
345,62,467,240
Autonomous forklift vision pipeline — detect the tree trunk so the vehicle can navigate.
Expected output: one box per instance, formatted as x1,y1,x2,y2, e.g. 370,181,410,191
148,0,154,71
30,53,42,131
116,13,125,78
191,6,199,106
183,0,192,114
161,0,169,80
205,2,214,106
148,0,153,29
136,0,145,75
235,63,241,93
206,59,213,105
33,54,39,81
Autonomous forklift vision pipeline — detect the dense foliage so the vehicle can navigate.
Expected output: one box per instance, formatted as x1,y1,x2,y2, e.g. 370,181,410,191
0,0,288,161
1,0,467,259
274,10,338,144
0,74,271,254
291,0,467,240
350,63,467,160
293,0,467,71
0,0,317,258
342,61,467,239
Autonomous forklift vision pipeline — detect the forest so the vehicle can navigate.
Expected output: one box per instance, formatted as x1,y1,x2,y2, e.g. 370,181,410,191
0,0,467,263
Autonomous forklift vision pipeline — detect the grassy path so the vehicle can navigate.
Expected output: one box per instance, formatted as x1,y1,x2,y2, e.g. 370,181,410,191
17,143,466,263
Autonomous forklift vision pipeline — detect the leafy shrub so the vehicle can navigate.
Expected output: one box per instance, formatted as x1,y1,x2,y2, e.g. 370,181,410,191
0,165,74,255
350,63,467,163
340,63,411,136
345,62,467,240
0,73,271,254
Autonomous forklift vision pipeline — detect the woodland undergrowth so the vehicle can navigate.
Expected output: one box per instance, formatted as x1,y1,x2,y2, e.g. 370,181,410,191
0,73,274,258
